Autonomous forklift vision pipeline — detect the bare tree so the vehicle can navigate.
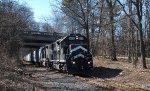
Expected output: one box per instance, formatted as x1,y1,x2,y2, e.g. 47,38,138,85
145,0,150,58
117,0,147,68
62,0,94,50
0,0,36,68
42,22,55,32
135,0,147,68
105,0,118,61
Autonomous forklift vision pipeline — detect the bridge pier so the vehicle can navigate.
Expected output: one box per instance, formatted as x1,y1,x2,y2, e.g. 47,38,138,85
31,50,35,64
36,49,40,65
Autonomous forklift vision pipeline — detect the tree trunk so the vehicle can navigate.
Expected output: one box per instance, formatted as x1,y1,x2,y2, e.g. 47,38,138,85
128,0,132,63
85,22,90,51
136,0,147,68
109,0,117,61
139,23,147,68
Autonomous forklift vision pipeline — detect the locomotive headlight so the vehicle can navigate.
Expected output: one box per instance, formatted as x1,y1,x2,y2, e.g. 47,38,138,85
72,61,76,64
88,61,91,64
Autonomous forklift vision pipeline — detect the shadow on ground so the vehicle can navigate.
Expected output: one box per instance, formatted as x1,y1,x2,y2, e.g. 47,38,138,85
89,67,123,78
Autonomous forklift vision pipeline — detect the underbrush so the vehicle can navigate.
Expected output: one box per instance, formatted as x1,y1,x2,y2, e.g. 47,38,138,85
0,51,24,91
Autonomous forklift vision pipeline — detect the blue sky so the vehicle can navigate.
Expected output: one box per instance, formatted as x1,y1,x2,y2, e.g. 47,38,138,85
19,0,57,22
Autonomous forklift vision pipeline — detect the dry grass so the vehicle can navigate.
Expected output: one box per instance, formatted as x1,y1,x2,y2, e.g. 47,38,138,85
91,57,150,90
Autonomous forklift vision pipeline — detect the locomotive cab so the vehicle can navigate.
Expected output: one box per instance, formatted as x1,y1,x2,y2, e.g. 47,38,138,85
68,44,93,68
62,34,93,73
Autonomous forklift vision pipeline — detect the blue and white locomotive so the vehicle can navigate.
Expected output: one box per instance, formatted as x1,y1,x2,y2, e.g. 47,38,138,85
48,34,93,74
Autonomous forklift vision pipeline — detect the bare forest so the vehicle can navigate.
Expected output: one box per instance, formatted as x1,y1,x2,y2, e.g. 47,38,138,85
60,0,150,68
0,0,150,90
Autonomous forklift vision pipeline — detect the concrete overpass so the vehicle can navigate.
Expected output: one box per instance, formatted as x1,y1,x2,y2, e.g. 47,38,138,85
19,31,64,60
21,31,63,48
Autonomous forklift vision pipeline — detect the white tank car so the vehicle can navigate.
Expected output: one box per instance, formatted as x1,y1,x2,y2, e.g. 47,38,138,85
23,53,31,61
39,46,48,66
33,50,36,62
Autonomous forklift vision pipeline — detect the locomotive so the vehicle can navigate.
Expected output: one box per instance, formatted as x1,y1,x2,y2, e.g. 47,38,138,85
24,34,93,74
48,34,93,73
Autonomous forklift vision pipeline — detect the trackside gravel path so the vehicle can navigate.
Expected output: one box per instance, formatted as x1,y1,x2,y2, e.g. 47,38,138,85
23,66,110,91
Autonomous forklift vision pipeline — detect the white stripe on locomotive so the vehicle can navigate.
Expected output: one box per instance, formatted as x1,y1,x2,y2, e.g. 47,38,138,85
73,53,85,59
70,46,87,53
51,60,66,62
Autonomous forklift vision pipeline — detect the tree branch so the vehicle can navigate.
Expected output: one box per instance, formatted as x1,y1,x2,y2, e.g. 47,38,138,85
116,0,138,28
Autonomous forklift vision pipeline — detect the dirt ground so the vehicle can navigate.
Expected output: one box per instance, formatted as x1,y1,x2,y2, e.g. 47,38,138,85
86,57,150,91
0,58,150,91
0,62,110,91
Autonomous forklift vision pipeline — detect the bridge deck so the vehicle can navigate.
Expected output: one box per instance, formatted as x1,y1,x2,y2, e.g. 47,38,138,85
21,31,63,48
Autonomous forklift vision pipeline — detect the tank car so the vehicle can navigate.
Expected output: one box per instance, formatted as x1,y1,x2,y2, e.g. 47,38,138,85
23,53,31,61
39,46,49,66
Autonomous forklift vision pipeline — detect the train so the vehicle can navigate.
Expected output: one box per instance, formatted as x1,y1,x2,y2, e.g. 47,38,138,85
23,34,93,74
